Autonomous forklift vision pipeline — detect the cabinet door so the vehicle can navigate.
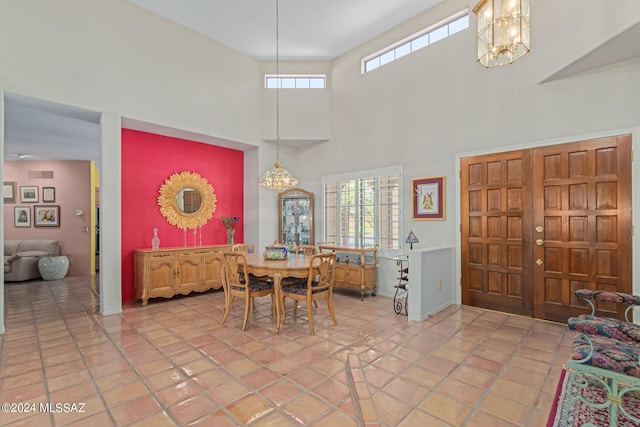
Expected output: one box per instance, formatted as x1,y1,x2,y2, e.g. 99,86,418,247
346,266,361,286
363,267,376,286
148,258,175,296
176,255,202,290
203,251,225,289
334,265,348,284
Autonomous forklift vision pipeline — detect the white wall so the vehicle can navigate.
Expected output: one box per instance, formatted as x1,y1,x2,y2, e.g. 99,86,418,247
0,0,264,145
260,61,332,142
296,0,640,298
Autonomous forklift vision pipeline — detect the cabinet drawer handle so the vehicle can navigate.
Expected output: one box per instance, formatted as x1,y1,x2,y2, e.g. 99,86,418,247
152,254,171,257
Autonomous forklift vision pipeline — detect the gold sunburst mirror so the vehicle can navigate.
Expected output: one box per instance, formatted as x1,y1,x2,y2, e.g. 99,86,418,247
158,171,217,230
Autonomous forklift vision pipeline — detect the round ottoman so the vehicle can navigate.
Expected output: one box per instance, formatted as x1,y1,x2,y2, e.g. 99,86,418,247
38,256,69,280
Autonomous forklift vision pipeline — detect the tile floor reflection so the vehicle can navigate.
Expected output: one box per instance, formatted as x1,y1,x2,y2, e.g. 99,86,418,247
0,276,574,426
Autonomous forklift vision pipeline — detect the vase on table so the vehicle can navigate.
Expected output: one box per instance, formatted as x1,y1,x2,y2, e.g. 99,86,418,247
226,227,235,245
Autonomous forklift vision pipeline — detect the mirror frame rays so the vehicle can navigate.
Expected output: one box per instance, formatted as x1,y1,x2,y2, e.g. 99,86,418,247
158,171,217,230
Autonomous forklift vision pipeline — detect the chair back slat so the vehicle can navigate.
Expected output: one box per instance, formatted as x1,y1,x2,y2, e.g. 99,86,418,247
232,243,256,254
295,244,319,256
224,251,249,291
308,253,336,292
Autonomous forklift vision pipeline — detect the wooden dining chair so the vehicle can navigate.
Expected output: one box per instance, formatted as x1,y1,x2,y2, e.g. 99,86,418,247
222,252,275,331
232,243,269,285
232,243,256,254
289,244,319,309
279,252,337,335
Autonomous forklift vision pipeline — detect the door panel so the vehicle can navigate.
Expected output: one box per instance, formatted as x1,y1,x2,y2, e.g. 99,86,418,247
461,150,533,316
533,135,632,322
461,134,632,322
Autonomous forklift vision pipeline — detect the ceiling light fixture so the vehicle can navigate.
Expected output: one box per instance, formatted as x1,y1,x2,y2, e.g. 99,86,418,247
473,0,530,67
257,0,298,191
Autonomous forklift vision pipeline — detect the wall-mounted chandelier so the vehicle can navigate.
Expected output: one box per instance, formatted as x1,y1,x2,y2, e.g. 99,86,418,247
473,0,530,67
258,0,298,191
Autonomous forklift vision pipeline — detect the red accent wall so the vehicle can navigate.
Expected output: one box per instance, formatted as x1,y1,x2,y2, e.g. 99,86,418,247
121,129,244,303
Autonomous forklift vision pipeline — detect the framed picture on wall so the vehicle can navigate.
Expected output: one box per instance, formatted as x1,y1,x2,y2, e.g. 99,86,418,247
34,205,60,227
20,186,39,203
412,176,446,220
4,181,17,203
14,206,31,227
42,186,56,203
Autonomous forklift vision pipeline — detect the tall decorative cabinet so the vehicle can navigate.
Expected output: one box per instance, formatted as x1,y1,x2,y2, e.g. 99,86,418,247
279,188,313,250
134,245,230,305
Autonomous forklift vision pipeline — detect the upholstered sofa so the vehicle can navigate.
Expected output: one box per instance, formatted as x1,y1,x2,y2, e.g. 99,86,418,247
4,239,61,282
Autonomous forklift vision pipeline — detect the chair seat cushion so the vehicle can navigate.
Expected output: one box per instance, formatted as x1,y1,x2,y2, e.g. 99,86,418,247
571,333,640,378
575,289,640,306
231,280,273,292
283,277,308,286
283,282,326,295
569,315,640,343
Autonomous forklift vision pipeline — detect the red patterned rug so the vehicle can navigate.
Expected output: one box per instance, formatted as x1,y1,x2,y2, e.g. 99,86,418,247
547,369,640,427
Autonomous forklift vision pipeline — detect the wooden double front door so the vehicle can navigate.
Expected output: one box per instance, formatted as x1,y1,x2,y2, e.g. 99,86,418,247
461,135,632,322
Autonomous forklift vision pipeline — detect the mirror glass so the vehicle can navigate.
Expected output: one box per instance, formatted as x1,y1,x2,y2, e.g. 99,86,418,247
176,187,203,214
158,171,217,229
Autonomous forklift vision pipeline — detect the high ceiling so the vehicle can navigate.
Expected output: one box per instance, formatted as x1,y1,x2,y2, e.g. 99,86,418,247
127,0,445,60
4,2,640,163
4,1,447,162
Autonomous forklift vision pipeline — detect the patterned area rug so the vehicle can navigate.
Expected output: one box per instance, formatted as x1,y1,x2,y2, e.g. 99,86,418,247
547,369,640,427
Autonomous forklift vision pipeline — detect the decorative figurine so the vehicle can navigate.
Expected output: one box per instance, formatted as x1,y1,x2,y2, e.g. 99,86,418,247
151,227,160,250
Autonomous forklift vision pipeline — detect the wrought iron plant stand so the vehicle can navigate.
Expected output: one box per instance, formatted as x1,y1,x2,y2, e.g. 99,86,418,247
393,255,408,316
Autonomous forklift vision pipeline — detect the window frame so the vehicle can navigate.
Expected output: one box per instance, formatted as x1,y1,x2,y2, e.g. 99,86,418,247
264,74,327,89
321,165,403,257
362,9,469,74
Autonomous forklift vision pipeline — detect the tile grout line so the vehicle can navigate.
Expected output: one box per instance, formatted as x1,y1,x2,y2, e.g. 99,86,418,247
47,279,119,426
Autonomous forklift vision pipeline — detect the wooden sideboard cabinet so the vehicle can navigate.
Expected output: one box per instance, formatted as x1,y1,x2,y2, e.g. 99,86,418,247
318,245,378,300
134,245,230,305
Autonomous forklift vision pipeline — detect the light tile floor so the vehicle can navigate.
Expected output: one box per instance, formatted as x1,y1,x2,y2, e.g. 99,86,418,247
0,276,574,426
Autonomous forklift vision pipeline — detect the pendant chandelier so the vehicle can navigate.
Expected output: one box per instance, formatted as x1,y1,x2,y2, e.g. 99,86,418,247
258,0,298,191
473,0,530,67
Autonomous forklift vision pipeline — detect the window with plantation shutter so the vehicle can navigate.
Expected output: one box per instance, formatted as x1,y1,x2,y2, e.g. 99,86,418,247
322,166,401,250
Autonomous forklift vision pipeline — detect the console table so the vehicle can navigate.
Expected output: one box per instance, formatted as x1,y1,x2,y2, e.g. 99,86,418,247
318,245,377,300
134,245,230,305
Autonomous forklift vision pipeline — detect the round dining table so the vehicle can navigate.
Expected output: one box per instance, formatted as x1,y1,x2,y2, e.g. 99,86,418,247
241,253,312,333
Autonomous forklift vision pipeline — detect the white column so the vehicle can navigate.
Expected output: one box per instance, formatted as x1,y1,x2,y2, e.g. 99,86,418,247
99,112,123,315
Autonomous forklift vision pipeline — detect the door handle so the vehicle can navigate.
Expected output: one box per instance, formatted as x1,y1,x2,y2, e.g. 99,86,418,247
536,239,544,246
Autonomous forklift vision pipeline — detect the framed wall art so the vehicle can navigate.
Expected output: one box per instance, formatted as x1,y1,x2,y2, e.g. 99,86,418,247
14,206,31,227
412,176,445,220
3,181,17,203
20,186,39,203
42,186,56,203
34,205,60,227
